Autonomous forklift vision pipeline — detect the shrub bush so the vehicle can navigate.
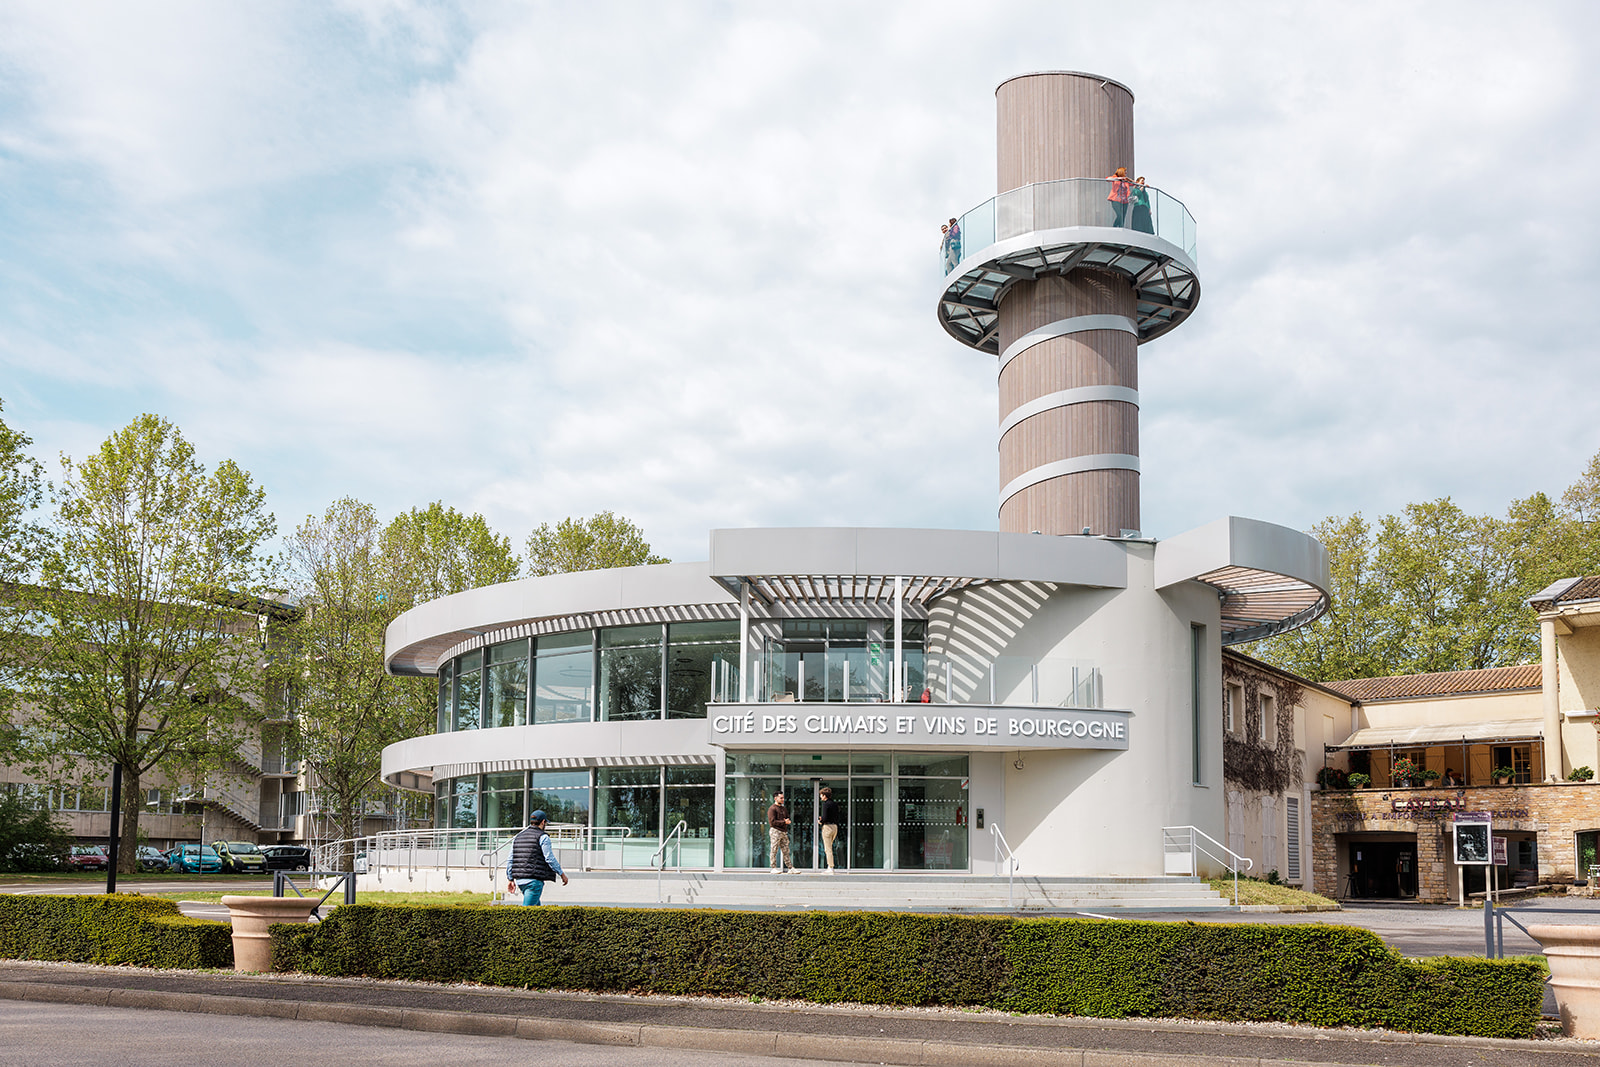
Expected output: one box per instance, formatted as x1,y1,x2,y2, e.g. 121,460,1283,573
0,894,232,968
273,906,1543,1038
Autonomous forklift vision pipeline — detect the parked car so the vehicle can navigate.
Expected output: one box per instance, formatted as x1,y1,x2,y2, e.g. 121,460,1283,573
163,844,222,874
67,845,108,872
259,845,311,871
136,846,169,872
211,840,269,875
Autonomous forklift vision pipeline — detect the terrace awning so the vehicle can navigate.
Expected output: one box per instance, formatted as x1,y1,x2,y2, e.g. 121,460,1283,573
1328,719,1544,751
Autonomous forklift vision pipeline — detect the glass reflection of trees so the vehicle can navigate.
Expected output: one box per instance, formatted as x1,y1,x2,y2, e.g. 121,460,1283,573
485,644,526,729
529,770,590,826
667,621,739,719
454,650,481,731
600,626,663,721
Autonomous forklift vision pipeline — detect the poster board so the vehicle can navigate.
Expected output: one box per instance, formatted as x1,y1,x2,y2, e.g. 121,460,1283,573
1492,835,1508,866
1453,813,1491,866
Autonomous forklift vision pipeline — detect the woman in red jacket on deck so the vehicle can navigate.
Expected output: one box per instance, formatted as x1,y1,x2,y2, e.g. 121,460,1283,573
1105,167,1132,227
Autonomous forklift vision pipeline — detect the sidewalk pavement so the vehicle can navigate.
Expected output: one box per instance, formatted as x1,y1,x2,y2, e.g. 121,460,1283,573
0,959,1595,1066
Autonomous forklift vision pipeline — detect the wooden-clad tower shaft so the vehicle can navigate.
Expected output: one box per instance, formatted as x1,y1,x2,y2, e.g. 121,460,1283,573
995,72,1140,537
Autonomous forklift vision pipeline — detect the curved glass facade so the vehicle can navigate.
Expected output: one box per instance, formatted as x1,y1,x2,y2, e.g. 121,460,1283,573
434,765,715,866
435,621,740,732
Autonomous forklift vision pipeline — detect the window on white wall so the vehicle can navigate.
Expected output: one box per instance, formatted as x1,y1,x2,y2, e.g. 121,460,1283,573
1225,683,1243,735
1260,692,1276,744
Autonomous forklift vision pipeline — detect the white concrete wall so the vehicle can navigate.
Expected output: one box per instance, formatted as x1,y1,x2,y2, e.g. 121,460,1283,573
927,544,1222,877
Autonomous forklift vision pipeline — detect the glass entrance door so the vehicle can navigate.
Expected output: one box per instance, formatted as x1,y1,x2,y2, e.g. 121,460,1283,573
721,751,961,871
849,779,886,870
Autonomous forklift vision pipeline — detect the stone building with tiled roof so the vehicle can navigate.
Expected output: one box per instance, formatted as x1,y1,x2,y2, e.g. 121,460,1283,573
1291,575,1600,904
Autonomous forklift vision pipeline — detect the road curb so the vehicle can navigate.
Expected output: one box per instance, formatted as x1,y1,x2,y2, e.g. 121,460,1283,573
0,975,1594,1064
0,979,1280,1065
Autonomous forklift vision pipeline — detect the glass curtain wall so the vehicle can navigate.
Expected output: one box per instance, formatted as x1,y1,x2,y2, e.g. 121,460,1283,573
485,640,528,729
530,771,590,826
596,767,660,864
721,751,958,871
437,619,744,733
762,619,923,703
453,650,481,731
480,772,525,830
430,765,717,867
533,633,593,723
667,621,740,718
600,626,664,721
436,659,454,733
663,766,716,866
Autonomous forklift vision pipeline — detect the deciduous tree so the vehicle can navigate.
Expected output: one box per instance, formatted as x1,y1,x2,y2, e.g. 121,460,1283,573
1250,450,1600,683
277,499,404,867
18,415,275,873
280,500,522,863
525,511,667,577
0,398,47,720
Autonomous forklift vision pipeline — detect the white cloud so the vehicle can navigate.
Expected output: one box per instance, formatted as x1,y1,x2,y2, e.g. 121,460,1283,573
2,1,1598,566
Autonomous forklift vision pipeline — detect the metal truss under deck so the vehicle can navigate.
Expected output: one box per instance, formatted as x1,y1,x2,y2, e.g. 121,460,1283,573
938,231,1200,353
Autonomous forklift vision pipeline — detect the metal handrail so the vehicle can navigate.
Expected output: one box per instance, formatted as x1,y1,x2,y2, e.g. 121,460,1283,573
653,820,688,904
1483,899,1600,957
314,825,634,880
991,823,1020,908
273,870,356,917
1162,825,1253,905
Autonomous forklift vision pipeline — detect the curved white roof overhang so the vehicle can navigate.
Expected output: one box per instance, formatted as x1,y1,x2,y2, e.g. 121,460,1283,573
1153,517,1330,645
384,529,1132,677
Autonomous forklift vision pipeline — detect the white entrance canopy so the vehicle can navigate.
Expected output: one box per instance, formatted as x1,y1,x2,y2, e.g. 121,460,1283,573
1329,719,1545,751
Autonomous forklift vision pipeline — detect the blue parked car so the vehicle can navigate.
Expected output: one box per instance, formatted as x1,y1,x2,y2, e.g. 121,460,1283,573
163,844,222,873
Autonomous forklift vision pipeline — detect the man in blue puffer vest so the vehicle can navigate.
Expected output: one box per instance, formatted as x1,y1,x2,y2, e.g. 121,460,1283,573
505,810,568,905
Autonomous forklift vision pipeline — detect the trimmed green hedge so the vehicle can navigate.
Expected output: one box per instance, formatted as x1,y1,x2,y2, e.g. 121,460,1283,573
273,906,1544,1038
0,894,233,969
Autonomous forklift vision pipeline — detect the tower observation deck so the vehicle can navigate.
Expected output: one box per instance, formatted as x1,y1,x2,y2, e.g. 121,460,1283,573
937,72,1201,538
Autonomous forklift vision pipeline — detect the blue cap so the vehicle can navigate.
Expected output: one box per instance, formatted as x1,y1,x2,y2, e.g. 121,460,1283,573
530,810,548,823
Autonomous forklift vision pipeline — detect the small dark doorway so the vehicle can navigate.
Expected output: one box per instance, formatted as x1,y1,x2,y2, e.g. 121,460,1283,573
1345,839,1417,898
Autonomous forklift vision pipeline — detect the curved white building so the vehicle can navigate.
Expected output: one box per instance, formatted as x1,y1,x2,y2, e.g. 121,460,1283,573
378,72,1330,888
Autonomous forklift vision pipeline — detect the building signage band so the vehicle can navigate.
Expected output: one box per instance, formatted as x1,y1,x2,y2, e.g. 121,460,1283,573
708,705,1130,751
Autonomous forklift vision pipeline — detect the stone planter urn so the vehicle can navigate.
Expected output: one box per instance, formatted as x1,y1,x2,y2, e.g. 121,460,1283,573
221,895,321,972
1526,925,1600,1038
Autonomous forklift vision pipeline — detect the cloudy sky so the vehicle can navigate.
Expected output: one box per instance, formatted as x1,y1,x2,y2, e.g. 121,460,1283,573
2,2,1597,564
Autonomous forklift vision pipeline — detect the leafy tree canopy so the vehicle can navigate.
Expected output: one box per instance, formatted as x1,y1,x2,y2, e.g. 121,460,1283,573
16,414,276,872
381,501,521,607
279,498,521,861
0,396,45,586
1248,450,1600,683
525,511,668,577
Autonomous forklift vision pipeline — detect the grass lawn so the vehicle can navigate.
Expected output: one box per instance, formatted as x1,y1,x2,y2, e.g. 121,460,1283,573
1208,875,1340,908
0,872,269,883
154,889,499,906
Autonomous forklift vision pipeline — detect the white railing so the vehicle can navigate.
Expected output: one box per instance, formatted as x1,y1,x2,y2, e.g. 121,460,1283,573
1161,825,1254,905
990,823,1019,908
652,820,688,904
316,824,635,893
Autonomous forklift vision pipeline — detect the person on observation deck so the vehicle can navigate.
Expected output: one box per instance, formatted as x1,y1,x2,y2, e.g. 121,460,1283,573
506,810,568,905
1131,177,1153,233
1105,167,1132,227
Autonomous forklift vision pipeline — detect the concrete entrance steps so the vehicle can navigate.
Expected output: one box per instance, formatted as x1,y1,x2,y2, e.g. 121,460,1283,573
557,871,1232,910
